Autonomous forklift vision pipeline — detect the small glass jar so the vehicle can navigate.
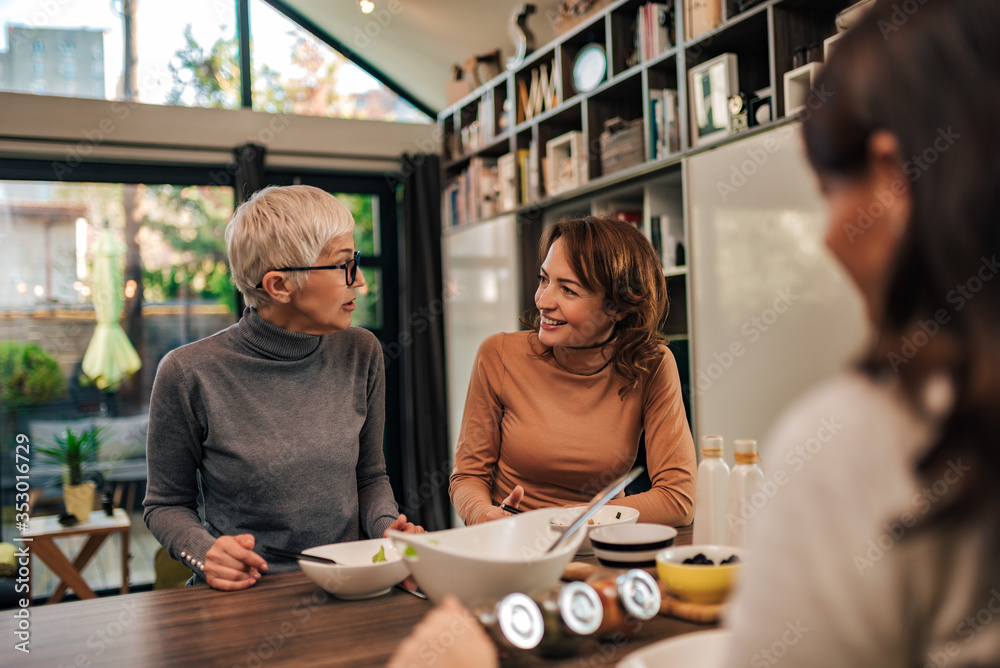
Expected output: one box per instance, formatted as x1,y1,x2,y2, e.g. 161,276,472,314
483,583,605,658
587,568,662,636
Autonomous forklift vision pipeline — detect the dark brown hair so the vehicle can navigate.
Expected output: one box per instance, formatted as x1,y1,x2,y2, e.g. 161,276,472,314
521,216,669,398
803,0,1000,512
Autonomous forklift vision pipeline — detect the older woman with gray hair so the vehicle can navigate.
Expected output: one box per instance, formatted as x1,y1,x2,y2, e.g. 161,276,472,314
144,185,420,591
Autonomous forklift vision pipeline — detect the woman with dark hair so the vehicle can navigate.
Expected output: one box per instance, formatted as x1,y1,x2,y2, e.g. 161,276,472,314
449,216,696,526
723,0,1000,663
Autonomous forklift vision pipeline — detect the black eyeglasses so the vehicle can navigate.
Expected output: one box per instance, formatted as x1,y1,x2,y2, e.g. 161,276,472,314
255,251,361,289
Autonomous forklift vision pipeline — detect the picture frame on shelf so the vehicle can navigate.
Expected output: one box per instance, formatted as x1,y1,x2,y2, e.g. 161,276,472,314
545,131,587,196
689,53,738,148
824,31,847,60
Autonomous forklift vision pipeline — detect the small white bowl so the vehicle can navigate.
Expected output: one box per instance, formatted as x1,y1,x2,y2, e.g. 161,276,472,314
549,505,640,556
298,537,409,600
388,508,585,608
589,523,678,568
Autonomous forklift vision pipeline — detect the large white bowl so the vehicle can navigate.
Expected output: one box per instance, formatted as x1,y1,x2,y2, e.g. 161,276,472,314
298,537,409,600
618,629,730,668
548,504,640,555
387,508,586,608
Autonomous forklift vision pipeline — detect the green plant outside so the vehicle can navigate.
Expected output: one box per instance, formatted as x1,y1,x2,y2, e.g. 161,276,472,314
35,426,104,487
0,341,66,405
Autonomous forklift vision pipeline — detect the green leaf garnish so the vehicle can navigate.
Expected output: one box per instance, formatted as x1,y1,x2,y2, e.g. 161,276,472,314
372,546,387,563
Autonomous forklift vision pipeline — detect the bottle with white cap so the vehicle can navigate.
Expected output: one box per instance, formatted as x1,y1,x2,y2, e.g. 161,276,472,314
726,438,765,548
692,435,730,546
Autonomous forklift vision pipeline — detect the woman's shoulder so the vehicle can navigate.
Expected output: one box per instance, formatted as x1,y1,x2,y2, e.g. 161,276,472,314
477,330,535,357
334,325,379,348
641,343,679,380
157,325,237,371
323,326,382,362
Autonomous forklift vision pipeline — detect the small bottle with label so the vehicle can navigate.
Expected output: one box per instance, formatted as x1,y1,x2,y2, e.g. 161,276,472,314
726,438,765,547
693,435,730,545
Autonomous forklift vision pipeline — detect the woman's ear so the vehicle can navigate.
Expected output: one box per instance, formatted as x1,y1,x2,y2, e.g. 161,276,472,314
261,272,294,304
868,130,911,238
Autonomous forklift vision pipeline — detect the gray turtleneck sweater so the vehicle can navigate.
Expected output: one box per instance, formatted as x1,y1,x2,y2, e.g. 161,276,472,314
143,308,399,583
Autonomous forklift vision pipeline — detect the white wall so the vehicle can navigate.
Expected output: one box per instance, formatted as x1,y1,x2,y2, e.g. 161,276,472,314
0,91,439,173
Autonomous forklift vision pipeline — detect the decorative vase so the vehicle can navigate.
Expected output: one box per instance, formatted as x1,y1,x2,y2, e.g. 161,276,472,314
63,481,96,522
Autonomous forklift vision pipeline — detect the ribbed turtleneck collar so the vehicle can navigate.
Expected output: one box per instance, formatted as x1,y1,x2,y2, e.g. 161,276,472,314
527,331,613,376
235,307,322,361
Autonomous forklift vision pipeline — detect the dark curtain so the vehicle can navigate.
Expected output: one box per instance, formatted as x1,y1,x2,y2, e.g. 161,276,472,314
399,153,451,530
232,143,267,315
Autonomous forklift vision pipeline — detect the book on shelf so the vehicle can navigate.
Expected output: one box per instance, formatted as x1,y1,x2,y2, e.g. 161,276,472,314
652,215,685,270
637,3,672,62
663,89,679,154
650,88,680,158
497,153,518,213
594,201,643,228
441,156,500,226
651,215,678,269
458,97,494,155
527,139,541,202
517,148,531,204
470,156,499,220
684,0,722,41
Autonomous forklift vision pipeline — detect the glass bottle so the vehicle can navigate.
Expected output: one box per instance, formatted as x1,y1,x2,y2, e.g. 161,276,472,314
693,435,730,545
726,438,765,548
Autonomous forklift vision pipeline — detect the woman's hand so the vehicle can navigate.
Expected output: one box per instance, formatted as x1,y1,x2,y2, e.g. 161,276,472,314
384,513,426,536
481,485,525,522
388,595,499,668
204,534,269,591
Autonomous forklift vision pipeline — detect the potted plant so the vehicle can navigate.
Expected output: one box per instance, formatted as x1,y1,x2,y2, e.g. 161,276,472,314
36,426,104,522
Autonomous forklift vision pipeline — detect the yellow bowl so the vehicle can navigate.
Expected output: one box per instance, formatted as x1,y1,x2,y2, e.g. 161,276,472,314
655,545,746,604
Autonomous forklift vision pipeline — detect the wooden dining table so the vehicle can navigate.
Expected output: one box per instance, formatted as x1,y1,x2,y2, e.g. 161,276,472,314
2,525,718,667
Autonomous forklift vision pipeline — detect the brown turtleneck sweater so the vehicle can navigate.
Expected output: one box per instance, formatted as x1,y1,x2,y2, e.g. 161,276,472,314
449,330,696,526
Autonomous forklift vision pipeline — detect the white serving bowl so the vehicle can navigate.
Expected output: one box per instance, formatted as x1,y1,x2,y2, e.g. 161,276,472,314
548,504,640,556
589,523,678,568
387,508,586,608
298,537,409,600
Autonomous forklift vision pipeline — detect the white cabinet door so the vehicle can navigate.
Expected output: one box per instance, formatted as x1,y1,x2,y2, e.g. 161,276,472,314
686,123,869,453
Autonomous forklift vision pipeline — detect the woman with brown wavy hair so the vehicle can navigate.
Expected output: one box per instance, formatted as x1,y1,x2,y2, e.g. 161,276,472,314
448,216,696,525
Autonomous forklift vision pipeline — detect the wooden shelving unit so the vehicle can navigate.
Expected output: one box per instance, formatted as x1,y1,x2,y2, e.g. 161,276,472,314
439,0,854,427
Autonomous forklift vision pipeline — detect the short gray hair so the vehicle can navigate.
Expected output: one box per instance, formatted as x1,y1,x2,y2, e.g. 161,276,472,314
225,185,355,309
